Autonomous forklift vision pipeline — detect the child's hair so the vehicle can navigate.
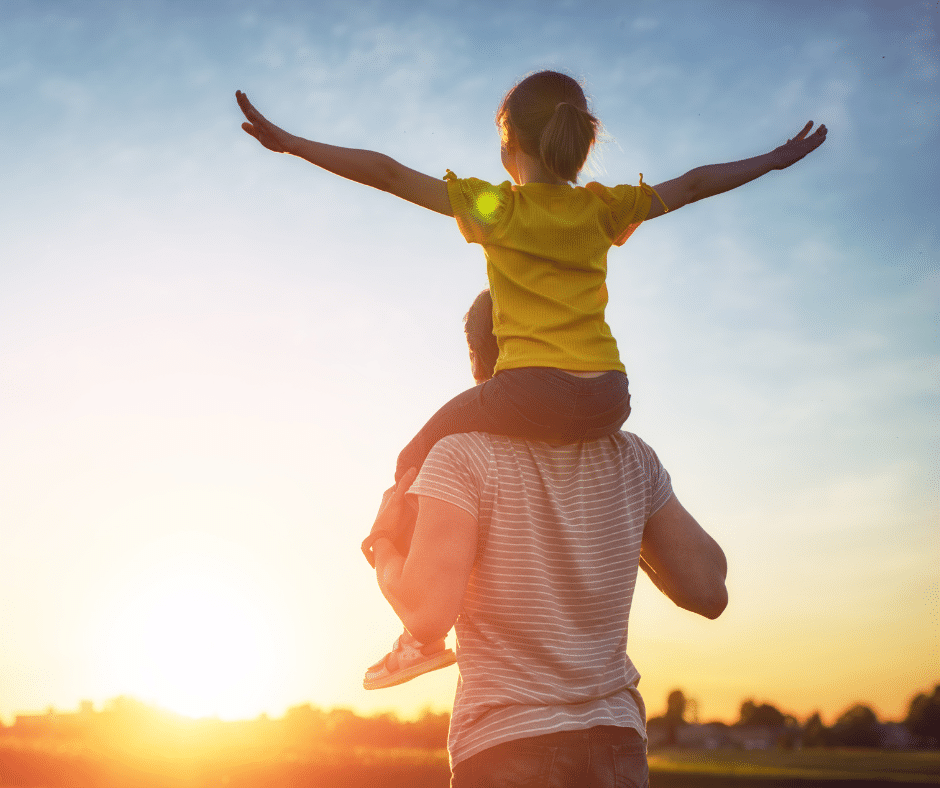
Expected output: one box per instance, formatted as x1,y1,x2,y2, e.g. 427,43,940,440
496,70,600,184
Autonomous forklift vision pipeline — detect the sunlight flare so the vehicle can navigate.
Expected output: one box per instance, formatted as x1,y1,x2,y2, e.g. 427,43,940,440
104,558,278,720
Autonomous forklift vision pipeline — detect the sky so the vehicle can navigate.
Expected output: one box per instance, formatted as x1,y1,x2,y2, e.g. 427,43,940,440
0,0,937,727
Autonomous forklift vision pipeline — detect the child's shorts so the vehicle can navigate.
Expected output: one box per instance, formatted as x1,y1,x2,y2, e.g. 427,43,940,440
395,367,630,482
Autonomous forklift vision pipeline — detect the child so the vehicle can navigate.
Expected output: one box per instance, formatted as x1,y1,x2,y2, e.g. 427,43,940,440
236,70,827,688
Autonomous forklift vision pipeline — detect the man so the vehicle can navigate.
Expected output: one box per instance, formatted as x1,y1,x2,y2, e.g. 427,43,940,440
368,290,728,787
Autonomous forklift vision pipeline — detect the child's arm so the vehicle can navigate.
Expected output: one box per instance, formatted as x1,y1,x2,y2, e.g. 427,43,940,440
646,121,827,219
236,91,453,216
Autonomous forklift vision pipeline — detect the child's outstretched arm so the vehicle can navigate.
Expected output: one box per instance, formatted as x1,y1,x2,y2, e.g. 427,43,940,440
236,91,453,216
646,121,827,219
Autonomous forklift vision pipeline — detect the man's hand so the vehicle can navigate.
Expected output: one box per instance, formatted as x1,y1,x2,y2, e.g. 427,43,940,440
771,121,828,170
236,90,293,153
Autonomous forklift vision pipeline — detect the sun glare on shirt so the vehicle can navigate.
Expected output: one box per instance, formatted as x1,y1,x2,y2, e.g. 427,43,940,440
474,190,501,221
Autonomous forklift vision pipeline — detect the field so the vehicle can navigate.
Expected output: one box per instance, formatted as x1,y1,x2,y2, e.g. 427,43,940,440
2,739,939,787
649,748,940,785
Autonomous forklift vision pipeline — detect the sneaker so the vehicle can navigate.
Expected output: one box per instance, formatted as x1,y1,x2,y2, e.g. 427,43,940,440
362,631,456,690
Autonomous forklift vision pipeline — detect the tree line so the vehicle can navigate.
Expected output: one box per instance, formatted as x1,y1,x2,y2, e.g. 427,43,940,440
2,684,938,752
650,684,940,749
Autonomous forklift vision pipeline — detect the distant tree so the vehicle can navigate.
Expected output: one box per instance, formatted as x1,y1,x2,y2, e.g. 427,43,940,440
777,715,802,749
284,703,325,736
905,685,940,745
737,700,786,729
829,704,880,748
663,689,687,746
666,690,687,723
323,708,359,745
363,712,401,747
802,711,829,747
410,709,450,748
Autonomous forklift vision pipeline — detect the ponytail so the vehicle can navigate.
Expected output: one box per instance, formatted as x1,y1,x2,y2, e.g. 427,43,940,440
540,101,598,183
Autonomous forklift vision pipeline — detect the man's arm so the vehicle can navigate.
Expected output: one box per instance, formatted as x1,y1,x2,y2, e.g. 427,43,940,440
236,91,453,216
646,121,827,219
640,494,728,619
372,487,478,645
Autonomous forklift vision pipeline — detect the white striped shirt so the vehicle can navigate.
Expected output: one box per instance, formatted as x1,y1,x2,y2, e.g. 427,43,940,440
409,430,674,768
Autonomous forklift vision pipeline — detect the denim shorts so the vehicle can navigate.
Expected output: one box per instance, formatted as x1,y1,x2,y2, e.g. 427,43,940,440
450,725,648,788
396,368,631,482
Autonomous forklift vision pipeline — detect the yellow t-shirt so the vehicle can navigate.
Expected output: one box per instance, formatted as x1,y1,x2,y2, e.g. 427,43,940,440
445,171,654,374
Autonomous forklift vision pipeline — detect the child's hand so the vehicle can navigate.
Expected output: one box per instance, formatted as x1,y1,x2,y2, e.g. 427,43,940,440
372,468,419,541
771,121,828,170
236,90,292,153
361,469,418,567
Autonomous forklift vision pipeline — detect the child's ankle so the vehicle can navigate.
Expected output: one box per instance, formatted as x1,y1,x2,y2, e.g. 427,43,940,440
401,630,446,653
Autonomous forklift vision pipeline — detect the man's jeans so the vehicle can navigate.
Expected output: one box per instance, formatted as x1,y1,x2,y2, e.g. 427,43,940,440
450,725,648,788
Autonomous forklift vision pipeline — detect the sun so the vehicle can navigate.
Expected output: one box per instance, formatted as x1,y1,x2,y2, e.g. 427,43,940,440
104,559,279,720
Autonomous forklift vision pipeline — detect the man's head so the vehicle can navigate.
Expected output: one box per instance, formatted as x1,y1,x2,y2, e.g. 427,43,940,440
464,289,498,384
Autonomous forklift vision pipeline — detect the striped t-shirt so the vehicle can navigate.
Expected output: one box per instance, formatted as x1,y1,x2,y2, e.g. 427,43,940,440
409,430,674,768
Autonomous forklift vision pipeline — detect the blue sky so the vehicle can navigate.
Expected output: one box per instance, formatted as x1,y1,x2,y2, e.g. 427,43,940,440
0,0,936,725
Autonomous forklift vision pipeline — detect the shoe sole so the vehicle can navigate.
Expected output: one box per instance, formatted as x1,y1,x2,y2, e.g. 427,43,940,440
362,649,457,690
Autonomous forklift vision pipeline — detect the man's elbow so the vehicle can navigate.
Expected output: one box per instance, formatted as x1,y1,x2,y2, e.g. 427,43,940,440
698,552,729,618
675,571,728,620
698,583,728,620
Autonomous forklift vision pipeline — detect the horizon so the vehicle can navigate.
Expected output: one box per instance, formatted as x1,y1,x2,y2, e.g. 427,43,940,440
1,1,936,730
4,679,937,730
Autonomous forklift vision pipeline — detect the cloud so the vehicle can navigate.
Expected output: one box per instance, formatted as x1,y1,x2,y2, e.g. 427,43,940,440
632,17,659,33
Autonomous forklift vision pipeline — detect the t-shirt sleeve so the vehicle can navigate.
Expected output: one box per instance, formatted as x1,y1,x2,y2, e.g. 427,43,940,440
625,433,674,517
585,181,654,246
408,433,486,520
444,171,510,246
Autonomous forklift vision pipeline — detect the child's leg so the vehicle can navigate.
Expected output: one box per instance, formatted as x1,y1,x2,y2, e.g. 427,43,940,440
395,368,631,481
362,487,454,691
363,630,456,690
393,499,417,555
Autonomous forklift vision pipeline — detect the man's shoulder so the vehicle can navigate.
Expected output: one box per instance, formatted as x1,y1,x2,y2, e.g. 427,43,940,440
423,432,495,479
419,430,671,519
432,430,655,465
430,431,495,456
435,429,647,446
615,430,656,454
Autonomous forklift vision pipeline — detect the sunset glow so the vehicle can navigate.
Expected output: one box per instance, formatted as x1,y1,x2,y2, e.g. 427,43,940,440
0,0,935,729
102,559,278,720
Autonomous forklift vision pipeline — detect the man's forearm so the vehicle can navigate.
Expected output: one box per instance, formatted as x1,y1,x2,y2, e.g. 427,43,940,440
639,555,669,594
640,495,729,620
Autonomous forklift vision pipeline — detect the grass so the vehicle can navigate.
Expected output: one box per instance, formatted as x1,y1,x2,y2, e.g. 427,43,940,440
3,738,940,786
648,748,940,783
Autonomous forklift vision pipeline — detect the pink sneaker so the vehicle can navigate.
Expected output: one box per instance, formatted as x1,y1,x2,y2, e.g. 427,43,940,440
363,631,456,690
